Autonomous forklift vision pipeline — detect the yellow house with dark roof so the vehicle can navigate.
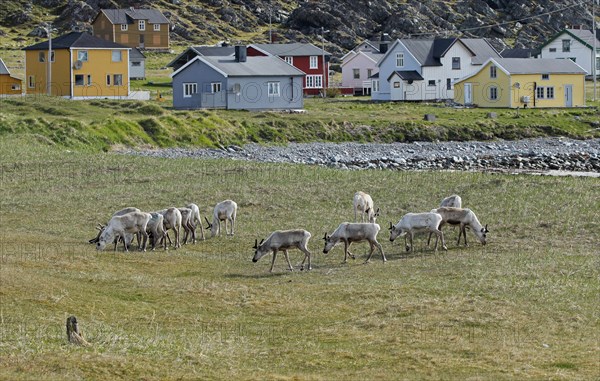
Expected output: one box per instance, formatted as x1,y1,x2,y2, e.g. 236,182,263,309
0,58,23,96
454,58,586,108
23,31,129,99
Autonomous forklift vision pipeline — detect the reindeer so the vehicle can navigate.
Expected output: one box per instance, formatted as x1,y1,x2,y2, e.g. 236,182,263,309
178,207,195,245
186,203,205,242
147,212,167,250
323,223,386,263
96,211,151,252
155,207,182,249
353,191,379,223
89,207,141,249
252,230,312,272
429,207,488,246
440,194,462,208
205,200,237,237
390,212,447,253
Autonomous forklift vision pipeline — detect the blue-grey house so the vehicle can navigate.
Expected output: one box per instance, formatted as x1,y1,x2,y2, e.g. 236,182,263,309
171,46,305,110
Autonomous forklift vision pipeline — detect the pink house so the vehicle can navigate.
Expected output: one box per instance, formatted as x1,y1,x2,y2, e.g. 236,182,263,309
340,38,388,95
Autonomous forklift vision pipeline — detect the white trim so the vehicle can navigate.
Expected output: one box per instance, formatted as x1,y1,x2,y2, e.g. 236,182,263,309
170,55,228,78
341,51,379,67
247,44,273,56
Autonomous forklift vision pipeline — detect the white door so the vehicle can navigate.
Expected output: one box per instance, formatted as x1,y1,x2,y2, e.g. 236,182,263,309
564,85,573,107
390,75,403,101
464,83,472,104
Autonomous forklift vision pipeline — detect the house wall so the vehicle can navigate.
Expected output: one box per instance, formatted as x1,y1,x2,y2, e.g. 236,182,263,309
454,62,511,107
92,13,115,43
0,74,23,95
421,43,478,100
172,59,226,109
93,13,169,49
372,41,421,101
25,49,71,96
129,58,145,79
341,53,379,92
540,31,594,74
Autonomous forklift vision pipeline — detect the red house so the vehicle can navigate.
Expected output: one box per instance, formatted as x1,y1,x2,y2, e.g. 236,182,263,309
247,43,331,96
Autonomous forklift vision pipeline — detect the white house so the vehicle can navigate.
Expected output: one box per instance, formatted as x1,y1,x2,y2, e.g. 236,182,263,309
372,38,500,101
539,28,600,76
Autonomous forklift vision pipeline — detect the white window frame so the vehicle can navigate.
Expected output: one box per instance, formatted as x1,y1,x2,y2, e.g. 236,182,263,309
428,80,436,87
113,74,123,86
39,51,46,62
396,53,404,67
153,24,160,31
536,86,545,99
546,87,554,99
541,74,550,80
452,57,461,70
211,82,222,93
309,56,318,69
367,69,372,78
489,86,498,100
562,39,570,52
77,50,88,62
353,68,360,79
306,75,323,88
284,56,293,65
183,82,197,98
121,24,128,31
268,81,280,96
372,79,379,92
75,74,85,86
490,65,497,78
11,83,20,90
112,50,122,62
139,20,146,31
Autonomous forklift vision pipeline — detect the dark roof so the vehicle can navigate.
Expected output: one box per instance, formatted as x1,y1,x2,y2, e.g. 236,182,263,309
460,38,501,64
23,32,128,50
369,72,379,79
130,47,146,60
250,43,331,57
500,48,537,59
399,38,465,66
0,58,10,75
166,46,235,68
387,70,424,81
99,9,169,24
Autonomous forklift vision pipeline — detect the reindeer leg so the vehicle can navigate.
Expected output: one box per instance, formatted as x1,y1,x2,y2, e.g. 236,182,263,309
270,250,278,273
376,241,386,262
365,242,375,263
283,250,294,271
343,241,349,263
404,235,410,252
300,248,312,271
141,231,148,252
440,230,447,251
409,232,414,253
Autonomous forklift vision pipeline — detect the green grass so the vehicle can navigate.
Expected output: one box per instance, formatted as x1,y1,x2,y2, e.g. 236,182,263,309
0,135,598,380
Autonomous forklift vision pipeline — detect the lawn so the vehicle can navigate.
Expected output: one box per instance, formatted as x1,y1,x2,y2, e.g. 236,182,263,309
0,135,598,380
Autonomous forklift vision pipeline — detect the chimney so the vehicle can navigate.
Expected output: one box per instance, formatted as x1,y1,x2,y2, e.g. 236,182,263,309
379,32,390,54
235,45,247,62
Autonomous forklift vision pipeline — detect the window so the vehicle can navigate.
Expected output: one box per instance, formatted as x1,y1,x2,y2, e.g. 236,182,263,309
452,57,461,70
112,50,122,62
546,87,554,99
309,56,318,69
596,57,600,71
11,83,20,90
113,74,123,86
139,20,145,31
183,83,197,98
75,74,84,86
87,75,92,86
121,24,128,31
446,78,452,90
106,74,111,86
536,86,545,99
489,86,498,100
490,65,497,78
428,80,436,86
153,24,160,31
396,53,404,67
268,82,280,96
562,39,570,52
353,68,360,79
306,75,323,88
140,34,145,44
393,81,400,88
541,74,549,80
39,52,45,62
28,76,35,88
284,56,293,65
77,50,88,62
372,80,379,92
211,82,221,93
549,47,556,53
131,61,141,67
367,69,372,78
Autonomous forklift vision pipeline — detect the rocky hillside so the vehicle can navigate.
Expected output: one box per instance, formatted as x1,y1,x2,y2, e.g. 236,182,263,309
0,0,595,57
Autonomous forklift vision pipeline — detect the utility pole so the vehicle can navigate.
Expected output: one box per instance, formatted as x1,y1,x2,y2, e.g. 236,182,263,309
321,26,329,98
41,23,54,96
593,0,597,101
269,4,272,43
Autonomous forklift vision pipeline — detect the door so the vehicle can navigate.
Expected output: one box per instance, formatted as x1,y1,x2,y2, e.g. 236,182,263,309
139,34,145,48
390,75,403,101
464,83,472,104
564,85,572,107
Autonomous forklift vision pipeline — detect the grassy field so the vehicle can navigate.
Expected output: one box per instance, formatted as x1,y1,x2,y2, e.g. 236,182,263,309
0,135,598,380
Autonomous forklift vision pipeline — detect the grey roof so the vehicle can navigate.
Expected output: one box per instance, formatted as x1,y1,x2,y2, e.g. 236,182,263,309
183,56,306,77
565,28,600,48
251,43,331,57
500,48,537,59
100,8,169,24
0,58,9,75
461,38,501,64
166,46,234,68
23,32,128,50
362,51,384,63
387,70,424,81
129,48,145,60
494,58,586,74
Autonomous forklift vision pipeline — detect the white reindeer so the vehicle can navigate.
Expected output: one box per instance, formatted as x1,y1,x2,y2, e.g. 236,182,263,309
186,203,205,242
90,207,141,249
156,207,182,249
178,207,195,244
353,191,379,223
147,212,167,251
440,194,462,208
252,230,312,272
323,223,386,263
205,200,237,237
389,212,447,253
96,211,151,252
429,207,488,246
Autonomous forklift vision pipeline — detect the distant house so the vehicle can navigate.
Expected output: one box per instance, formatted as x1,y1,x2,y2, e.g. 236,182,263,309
129,48,146,79
92,8,170,50
539,27,600,76
372,37,501,101
166,45,235,71
500,48,539,59
0,58,22,96
340,39,389,95
23,32,130,99
247,43,331,96
171,46,304,110
453,58,586,108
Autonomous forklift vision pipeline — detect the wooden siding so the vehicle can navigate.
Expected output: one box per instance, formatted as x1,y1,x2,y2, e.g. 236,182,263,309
25,49,71,96
92,13,115,43
92,12,169,49
0,74,22,95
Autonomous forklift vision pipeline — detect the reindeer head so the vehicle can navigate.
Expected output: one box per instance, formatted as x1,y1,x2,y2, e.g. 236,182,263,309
322,232,335,254
96,226,114,251
369,208,380,223
252,239,266,262
89,224,105,244
389,221,403,242
479,224,489,245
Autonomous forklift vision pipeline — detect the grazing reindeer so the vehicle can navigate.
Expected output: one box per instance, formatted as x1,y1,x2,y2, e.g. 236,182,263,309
390,212,447,253
440,194,462,208
323,223,386,263
205,200,237,237
353,191,379,223
96,211,151,252
178,207,196,244
252,230,312,272
186,203,205,242
156,207,182,249
429,207,488,246
147,212,167,250
90,207,141,250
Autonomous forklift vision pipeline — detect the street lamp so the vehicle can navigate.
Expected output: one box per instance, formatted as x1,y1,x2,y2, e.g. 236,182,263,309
320,27,329,98
40,23,56,96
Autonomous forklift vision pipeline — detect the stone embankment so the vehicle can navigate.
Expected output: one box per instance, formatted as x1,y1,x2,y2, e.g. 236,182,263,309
119,138,600,175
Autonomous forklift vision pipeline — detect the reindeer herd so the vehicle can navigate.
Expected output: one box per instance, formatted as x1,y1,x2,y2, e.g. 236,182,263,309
90,193,489,273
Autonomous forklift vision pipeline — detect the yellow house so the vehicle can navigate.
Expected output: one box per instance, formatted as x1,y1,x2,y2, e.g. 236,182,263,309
0,58,23,96
23,31,130,99
454,58,586,108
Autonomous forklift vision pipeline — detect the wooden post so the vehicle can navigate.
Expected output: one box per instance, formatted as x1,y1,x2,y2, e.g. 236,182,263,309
66,316,90,346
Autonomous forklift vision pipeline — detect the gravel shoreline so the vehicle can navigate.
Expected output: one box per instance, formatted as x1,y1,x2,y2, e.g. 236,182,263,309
118,137,600,176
